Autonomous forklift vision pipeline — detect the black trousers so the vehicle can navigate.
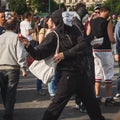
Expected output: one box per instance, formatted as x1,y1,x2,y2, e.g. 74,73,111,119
0,69,20,119
74,54,95,106
42,71,105,120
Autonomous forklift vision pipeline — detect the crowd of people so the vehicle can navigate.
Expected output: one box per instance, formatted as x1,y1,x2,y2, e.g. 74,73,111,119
0,2,120,120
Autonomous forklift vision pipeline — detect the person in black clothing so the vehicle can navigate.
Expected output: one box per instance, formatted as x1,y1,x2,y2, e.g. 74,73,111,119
71,2,95,112
19,5,105,120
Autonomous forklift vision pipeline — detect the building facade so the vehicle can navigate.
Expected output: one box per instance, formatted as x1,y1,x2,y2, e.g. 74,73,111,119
0,0,9,10
55,0,107,7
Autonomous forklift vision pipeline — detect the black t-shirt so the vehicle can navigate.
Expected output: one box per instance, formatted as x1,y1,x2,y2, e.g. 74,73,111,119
0,26,5,35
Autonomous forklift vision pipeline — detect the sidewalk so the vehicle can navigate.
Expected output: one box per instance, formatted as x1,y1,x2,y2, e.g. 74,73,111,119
0,62,120,120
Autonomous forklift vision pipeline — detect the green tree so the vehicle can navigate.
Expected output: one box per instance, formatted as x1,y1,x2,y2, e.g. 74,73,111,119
103,0,120,14
88,4,94,13
9,0,28,15
9,0,65,15
26,0,39,14
38,0,59,13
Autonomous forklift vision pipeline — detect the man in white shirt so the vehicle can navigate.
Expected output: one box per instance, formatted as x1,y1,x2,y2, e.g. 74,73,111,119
20,12,34,41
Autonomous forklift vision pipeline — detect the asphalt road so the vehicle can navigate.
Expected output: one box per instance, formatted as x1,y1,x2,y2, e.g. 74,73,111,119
0,62,120,120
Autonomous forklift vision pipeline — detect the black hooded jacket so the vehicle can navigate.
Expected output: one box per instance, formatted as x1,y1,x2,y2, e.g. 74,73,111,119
26,10,89,72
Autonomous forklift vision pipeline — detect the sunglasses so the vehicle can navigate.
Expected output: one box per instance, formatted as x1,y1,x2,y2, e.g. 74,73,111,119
95,11,100,14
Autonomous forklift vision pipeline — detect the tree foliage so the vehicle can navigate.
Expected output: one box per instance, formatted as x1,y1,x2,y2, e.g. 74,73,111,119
26,0,38,14
88,4,94,13
9,0,28,15
103,0,120,14
38,0,59,13
9,0,60,15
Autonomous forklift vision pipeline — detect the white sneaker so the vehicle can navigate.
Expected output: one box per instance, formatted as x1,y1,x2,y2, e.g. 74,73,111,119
75,104,80,110
113,93,120,100
50,93,55,97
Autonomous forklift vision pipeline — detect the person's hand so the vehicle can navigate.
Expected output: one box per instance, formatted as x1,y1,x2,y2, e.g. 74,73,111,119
114,54,120,62
89,12,99,20
22,70,27,77
89,13,96,20
54,52,64,63
18,33,30,47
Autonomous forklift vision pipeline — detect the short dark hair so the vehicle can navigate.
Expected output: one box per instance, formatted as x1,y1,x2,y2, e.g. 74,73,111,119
100,6,111,12
24,12,32,19
5,19,18,30
42,16,50,28
74,2,86,11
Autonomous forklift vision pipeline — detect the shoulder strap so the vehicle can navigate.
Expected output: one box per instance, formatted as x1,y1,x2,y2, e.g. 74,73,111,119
52,30,59,55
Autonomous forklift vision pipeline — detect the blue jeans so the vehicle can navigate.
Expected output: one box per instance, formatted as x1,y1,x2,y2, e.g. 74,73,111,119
0,69,20,118
117,62,120,94
48,69,59,96
48,76,57,96
36,79,42,91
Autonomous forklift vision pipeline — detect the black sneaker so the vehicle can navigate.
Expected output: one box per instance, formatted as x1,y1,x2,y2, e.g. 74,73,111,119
96,96,102,104
105,98,120,106
38,89,46,96
75,104,80,110
75,103,87,113
79,104,87,113
113,93,120,100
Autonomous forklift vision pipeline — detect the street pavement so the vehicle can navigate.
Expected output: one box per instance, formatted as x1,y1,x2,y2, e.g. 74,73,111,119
0,62,120,120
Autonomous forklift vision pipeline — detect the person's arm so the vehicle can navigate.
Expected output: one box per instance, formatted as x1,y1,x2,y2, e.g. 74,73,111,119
64,25,88,57
107,20,115,44
20,32,57,60
26,28,34,35
26,22,35,35
38,28,45,44
86,22,91,36
114,22,120,61
54,36,88,62
54,27,88,62
16,38,27,76
63,36,87,58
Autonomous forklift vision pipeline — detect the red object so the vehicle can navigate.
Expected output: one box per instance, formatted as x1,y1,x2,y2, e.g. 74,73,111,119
27,56,34,67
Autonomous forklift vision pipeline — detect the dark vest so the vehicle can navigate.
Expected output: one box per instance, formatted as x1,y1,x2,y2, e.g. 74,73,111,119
90,17,111,49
